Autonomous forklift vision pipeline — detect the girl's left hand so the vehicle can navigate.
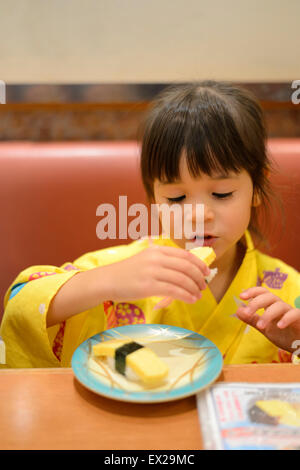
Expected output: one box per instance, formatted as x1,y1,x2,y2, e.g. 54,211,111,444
236,287,300,354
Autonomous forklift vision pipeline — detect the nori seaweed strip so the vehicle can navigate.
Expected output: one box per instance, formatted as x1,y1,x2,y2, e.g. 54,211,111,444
115,342,144,375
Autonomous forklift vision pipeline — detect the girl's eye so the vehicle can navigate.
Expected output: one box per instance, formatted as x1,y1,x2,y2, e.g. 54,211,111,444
212,192,233,199
166,195,186,203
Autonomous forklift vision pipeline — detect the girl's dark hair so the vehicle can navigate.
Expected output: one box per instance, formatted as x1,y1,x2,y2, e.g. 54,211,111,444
140,80,283,249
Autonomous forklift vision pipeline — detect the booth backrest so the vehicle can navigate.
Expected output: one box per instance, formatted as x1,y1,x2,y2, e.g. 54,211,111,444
0,139,299,321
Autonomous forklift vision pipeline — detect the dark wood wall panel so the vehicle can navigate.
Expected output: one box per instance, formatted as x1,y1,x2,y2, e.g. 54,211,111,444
0,83,299,140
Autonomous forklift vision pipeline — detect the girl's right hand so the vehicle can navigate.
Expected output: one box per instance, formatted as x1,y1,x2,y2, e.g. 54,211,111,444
98,241,211,304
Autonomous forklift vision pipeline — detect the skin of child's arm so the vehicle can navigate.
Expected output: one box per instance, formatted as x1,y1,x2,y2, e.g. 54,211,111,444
46,266,114,328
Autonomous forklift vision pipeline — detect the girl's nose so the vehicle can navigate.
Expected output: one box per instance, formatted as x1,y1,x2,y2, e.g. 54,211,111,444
188,203,214,233
202,204,214,222
189,204,214,221
187,203,214,222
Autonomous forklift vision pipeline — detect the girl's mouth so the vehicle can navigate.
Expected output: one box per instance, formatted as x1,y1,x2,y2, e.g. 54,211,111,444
190,235,218,247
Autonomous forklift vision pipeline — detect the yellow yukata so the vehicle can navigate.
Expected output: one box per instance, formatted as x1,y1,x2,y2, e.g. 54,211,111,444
1,230,300,368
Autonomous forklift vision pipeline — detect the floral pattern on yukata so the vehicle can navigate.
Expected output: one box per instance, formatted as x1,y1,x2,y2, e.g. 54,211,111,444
9,270,65,361
28,271,58,281
52,321,66,361
63,264,79,271
103,301,146,328
294,296,300,309
115,303,146,326
250,349,292,364
277,349,292,363
256,268,288,289
103,300,117,329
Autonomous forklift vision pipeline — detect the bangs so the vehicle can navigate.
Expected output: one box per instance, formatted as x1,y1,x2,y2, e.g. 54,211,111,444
141,85,258,195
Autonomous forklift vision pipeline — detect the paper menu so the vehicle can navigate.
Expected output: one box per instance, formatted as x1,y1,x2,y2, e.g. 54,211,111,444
197,383,300,450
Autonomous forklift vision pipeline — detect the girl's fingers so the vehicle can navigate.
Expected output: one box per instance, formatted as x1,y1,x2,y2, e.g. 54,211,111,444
155,266,203,299
241,292,277,315
146,243,210,290
240,286,270,300
238,290,299,331
189,251,211,277
157,245,211,277
277,309,300,329
235,306,261,328
159,255,207,291
146,240,209,307
255,301,289,329
155,281,199,307
237,290,285,330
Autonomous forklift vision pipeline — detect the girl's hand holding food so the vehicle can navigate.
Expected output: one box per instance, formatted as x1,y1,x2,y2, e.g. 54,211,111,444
99,241,210,305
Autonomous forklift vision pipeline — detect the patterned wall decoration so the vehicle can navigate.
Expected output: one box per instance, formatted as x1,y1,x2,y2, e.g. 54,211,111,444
0,83,299,140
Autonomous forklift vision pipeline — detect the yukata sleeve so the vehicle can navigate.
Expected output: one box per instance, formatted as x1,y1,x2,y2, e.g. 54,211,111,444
268,266,300,365
0,264,82,368
0,240,151,368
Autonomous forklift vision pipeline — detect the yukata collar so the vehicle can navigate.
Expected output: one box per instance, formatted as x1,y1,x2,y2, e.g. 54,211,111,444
199,229,258,358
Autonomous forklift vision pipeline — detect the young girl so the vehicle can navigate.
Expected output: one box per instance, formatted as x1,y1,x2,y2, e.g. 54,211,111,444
1,81,300,368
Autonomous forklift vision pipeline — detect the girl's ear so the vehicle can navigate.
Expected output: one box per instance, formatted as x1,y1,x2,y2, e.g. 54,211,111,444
252,189,261,208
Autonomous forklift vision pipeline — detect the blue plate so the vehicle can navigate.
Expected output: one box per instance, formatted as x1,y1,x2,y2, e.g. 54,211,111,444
71,324,223,403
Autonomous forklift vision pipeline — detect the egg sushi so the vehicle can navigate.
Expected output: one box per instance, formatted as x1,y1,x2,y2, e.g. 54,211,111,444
189,246,218,283
93,339,169,386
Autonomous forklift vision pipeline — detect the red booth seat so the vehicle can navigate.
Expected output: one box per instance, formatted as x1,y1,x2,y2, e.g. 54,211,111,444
0,139,299,321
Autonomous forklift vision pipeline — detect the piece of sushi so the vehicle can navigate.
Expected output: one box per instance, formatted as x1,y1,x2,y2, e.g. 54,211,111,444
189,246,216,266
189,246,218,283
204,267,218,283
93,339,169,386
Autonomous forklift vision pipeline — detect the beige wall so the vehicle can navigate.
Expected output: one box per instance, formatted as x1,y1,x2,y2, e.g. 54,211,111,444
0,0,299,83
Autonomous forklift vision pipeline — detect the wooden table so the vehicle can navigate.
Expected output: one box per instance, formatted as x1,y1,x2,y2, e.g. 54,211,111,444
0,364,299,450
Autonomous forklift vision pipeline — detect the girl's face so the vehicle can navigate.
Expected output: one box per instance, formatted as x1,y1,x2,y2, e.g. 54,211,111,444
153,155,259,261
